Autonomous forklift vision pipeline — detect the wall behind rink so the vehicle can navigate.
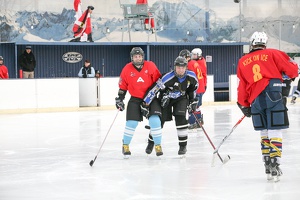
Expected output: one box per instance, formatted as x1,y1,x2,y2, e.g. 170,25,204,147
0,75,215,112
1,74,298,113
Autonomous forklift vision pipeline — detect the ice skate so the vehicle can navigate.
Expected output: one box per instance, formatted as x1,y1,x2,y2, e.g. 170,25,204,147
188,123,198,130
178,145,187,157
122,144,131,159
199,114,204,126
188,114,203,130
291,96,297,104
145,141,154,155
264,156,272,181
155,145,163,156
270,158,282,182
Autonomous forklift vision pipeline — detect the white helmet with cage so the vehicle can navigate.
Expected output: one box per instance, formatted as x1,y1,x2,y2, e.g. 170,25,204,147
249,31,268,51
191,48,202,60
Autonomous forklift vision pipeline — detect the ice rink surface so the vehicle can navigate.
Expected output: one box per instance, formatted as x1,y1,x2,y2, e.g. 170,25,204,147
1,103,300,200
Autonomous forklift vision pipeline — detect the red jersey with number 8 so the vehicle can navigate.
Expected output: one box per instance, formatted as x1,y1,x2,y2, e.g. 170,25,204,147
237,48,298,107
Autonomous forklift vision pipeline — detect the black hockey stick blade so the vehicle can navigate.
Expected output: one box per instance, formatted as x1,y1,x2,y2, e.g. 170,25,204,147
89,156,97,167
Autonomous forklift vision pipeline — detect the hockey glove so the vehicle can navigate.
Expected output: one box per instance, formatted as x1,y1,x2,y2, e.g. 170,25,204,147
140,102,150,118
237,102,251,117
115,97,125,111
161,94,170,108
188,98,198,113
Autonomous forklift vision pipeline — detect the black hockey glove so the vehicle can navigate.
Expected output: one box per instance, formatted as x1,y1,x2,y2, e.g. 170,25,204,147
140,102,150,118
237,102,251,117
83,74,87,78
161,94,170,108
115,97,125,111
188,98,198,113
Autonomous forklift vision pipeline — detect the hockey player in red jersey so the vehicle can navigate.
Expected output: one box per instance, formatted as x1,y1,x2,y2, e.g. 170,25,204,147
177,49,204,130
192,48,207,103
189,48,207,128
237,31,298,182
115,47,163,157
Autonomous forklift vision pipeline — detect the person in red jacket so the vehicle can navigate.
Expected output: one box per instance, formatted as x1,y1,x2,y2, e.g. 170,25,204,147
0,56,9,79
237,31,298,182
136,0,155,33
115,47,163,158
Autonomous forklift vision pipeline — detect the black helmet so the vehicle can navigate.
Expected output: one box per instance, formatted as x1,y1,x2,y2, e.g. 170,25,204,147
174,56,187,78
0,56,3,60
130,47,144,66
174,56,187,67
179,49,191,59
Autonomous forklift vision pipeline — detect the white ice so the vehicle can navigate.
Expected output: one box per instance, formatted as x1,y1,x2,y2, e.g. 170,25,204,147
1,103,300,200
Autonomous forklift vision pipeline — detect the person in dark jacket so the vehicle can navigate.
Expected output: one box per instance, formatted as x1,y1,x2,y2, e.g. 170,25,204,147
78,59,95,78
18,46,36,79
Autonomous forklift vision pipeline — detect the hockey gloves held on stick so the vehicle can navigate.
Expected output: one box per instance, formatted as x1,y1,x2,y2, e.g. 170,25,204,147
161,93,170,108
237,102,251,117
115,97,125,111
188,98,198,113
140,102,150,118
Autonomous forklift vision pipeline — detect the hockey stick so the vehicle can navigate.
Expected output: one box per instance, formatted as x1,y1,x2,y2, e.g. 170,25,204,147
213,115,246,155
89,109,120,167
192,112,230,164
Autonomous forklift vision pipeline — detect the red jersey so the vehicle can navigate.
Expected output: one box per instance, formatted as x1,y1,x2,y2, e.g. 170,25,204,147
118,61,161,99
196,57,207,88
237,48,298,107
0,65,9,79
136,0,147,4
187,60,204,94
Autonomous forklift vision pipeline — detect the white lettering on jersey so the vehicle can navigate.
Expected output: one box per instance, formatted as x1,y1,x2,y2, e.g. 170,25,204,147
137,77,145,82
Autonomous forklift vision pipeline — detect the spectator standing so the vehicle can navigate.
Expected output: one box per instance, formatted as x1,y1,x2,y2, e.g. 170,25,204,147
19,46,36,79
78,60,95,78
0,56,9,79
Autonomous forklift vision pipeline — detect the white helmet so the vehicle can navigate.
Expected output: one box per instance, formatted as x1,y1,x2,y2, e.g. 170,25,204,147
191,48,202,60
250,31,268,50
